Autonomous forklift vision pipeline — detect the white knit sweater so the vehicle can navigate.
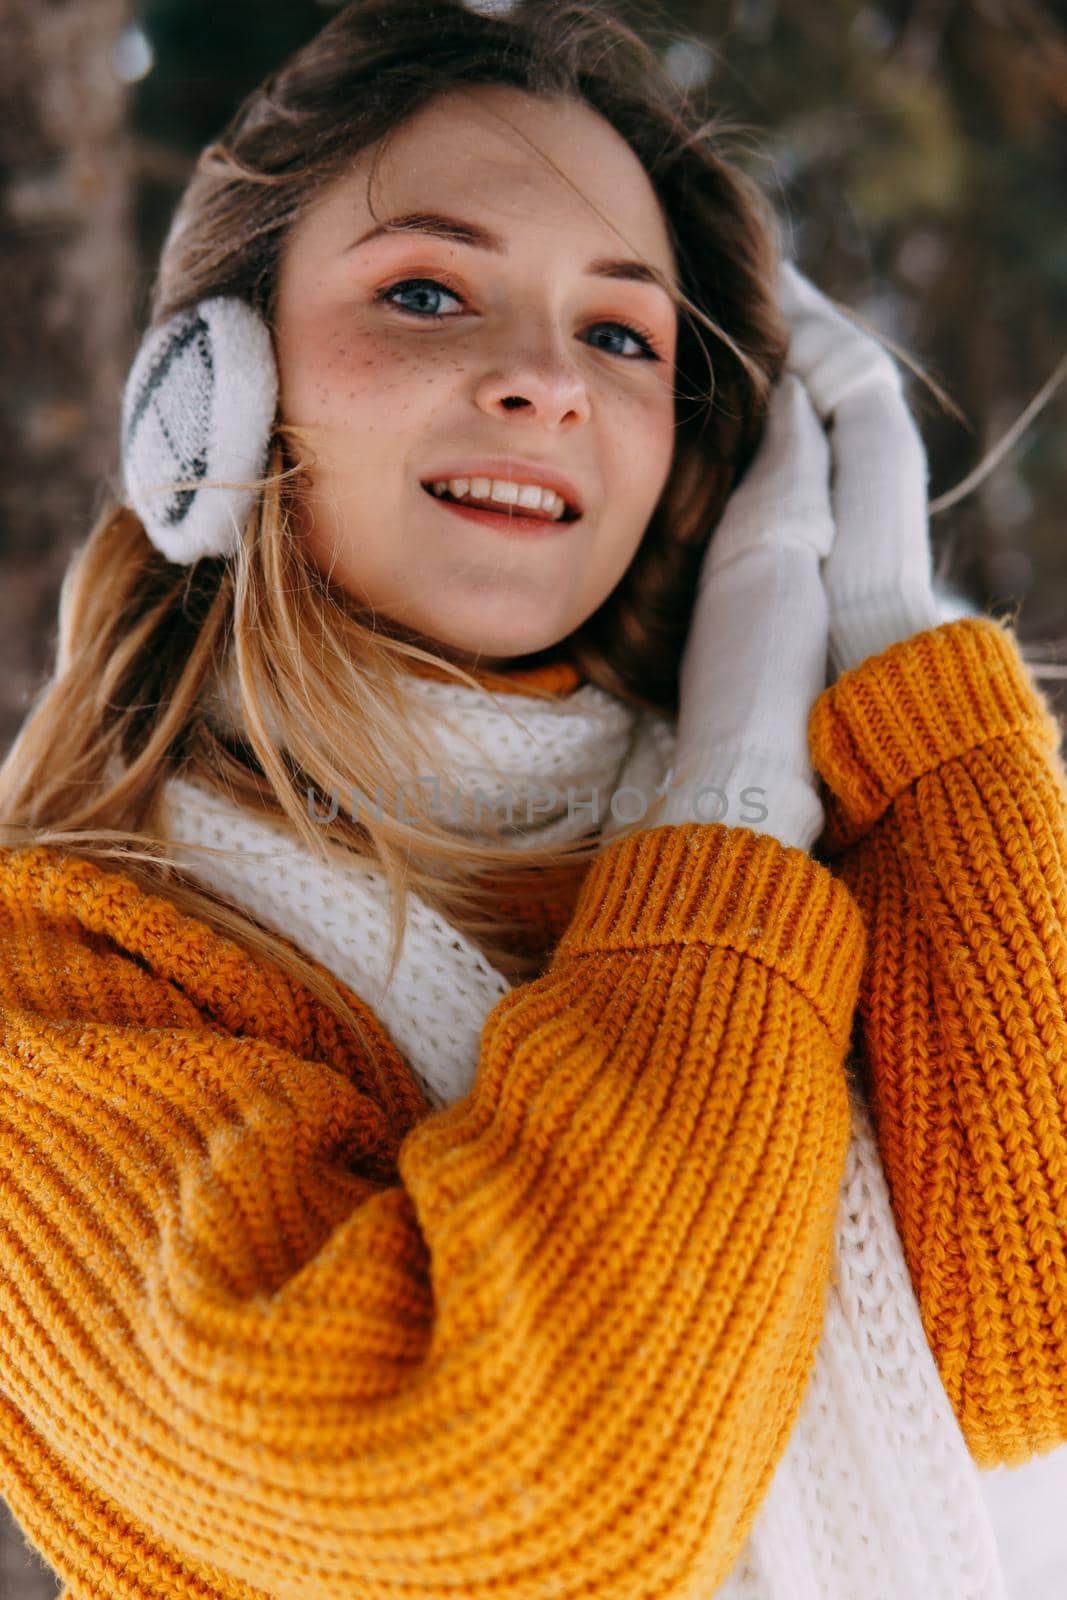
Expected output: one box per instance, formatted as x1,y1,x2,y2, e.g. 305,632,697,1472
154,628,1064,1600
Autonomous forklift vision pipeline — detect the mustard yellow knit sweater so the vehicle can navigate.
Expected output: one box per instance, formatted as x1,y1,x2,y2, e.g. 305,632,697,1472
0,616,1065,1599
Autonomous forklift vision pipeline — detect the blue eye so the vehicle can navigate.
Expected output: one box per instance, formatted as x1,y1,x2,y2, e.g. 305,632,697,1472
377,276,662,361
584,323,659,360
381,279,464,318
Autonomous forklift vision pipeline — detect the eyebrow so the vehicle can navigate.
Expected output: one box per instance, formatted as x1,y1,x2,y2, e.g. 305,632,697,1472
349,211,677,300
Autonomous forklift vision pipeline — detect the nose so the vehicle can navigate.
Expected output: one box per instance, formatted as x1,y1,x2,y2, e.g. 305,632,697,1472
473,329,591,428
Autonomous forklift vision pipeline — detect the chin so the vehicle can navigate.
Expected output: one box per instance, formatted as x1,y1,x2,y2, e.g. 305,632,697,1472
437,616,571,660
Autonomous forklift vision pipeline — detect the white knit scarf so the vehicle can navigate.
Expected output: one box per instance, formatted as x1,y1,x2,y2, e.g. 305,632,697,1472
155,667,1015,1599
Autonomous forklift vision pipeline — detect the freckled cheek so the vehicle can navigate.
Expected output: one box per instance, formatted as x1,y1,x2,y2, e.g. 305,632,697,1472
280,323,433,417
609,384,675,499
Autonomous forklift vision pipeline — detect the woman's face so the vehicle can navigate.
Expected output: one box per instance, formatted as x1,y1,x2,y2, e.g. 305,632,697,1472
273,84,679,672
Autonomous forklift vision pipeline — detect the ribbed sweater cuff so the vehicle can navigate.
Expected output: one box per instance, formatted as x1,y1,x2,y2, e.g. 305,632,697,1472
555,821,865,1049
808,615,1064,853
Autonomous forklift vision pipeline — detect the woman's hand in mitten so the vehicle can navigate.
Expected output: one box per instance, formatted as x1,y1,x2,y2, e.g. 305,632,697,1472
778,260,943,681
656,375,834,854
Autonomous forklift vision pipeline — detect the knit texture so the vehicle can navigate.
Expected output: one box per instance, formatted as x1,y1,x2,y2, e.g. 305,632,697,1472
808,614,1067,1465
162,625,1035,1596
0,825,862,1599
187,651,670,1109
2,615,1065,1598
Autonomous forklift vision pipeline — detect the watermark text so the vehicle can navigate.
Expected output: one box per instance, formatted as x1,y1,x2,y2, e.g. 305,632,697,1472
305,769,771,829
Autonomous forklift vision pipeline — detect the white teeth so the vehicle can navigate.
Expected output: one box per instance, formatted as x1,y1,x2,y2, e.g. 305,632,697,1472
429,475,569,520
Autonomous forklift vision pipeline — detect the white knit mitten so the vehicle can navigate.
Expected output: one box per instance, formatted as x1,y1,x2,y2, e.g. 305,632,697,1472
778,261,942,679
657,376,834,853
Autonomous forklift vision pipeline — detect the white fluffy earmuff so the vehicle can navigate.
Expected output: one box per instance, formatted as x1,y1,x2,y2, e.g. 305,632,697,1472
120,296,278,565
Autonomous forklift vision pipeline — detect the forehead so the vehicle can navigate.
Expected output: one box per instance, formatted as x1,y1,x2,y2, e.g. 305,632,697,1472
306,85,676,279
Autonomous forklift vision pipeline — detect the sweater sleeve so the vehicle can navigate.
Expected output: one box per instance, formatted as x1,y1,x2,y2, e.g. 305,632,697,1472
0,822,863,1600
807,613,1067,1468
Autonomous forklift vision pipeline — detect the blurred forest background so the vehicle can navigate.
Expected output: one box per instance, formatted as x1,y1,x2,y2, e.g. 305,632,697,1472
0,0,1064,1590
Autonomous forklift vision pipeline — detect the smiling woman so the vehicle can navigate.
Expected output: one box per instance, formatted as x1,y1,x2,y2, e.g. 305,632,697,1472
3,3,1067,1599
0,0,789,988
272,86,680,671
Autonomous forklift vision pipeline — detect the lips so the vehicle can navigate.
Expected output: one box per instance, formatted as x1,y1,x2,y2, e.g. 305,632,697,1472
421,483,573,524
425,493,572,538
418,461,585,520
